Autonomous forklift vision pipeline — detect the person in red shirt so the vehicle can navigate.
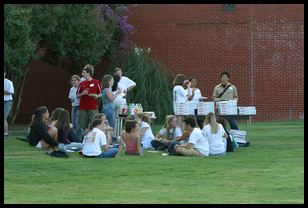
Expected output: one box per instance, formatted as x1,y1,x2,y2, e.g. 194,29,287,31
77,64,102,134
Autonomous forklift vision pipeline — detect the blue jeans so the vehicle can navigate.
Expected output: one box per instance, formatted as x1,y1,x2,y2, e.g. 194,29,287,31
103,107,115,128
71,106,79,129
96,148,118,158
168,141,182,155
210,152,226,156
226,118,239,130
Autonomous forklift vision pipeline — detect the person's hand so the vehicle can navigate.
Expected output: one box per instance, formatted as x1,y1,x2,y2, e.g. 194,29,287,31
154,137,161,142
83,89,89,95
187,81,191,88
115,89,122,96
88,94,98,99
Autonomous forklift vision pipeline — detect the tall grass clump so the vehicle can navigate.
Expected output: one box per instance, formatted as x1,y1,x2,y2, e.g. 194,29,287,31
106,47,174,123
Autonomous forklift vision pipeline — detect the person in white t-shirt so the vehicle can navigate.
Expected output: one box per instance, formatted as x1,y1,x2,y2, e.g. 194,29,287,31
68,75,81,130
202,112,227,156
4,70,14,137
151,115,182,151
82,119,118,158
174,116,209,157
114,67,136,93
186,77,202,104
173,74,194,130
136,113,154,149
186,77,207,128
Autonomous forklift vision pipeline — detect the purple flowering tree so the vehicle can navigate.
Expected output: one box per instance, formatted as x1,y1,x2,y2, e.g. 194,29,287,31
98,4,134,52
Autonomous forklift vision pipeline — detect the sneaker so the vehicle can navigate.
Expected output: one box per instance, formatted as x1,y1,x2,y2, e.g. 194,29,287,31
4,133,8,137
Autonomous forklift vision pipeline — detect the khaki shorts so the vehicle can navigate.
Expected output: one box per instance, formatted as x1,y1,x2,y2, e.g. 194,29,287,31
78,109,99,129
176,147,204,157
4,101,12,119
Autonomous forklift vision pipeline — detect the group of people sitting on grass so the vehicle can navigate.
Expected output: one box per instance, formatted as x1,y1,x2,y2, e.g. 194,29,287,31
26,105,236,158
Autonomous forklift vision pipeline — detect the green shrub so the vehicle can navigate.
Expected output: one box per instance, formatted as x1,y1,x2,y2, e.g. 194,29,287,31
106,47,174,123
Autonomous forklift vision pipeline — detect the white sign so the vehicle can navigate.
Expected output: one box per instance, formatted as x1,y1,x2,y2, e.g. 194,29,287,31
197,102,215,115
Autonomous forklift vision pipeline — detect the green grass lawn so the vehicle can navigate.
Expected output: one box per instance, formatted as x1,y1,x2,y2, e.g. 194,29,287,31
4,120,304,204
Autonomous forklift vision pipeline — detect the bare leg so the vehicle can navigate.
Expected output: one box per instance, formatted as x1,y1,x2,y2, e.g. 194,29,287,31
106,130,112,145
45,127,58,150
175,146,202,157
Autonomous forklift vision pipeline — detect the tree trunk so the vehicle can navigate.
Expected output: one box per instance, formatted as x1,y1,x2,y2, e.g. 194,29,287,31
10,66,30,125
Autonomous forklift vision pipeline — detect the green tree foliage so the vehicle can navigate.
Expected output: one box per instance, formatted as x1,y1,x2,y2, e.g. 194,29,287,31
4,5,37,78
106,47,174,123
4,4,133,124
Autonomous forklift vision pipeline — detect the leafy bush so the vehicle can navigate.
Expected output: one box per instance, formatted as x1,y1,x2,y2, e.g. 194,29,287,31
106,47,174,123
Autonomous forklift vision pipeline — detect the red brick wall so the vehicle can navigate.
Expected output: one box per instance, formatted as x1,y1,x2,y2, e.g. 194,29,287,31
14,4,304,123
126,4,304,121
13,60,109,124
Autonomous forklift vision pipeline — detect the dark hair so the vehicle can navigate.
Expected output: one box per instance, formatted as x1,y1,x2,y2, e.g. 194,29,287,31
82,64,94,77
220,71,230,78
115,67,122,73
91,119,103,129
173,74,186,86
183,116,196,128
31,106,48,127
55,109,70,132
49,108,65,122
216,116,227,130
125,120,138,133
102,74,113,89
188,77,196,82
112,74,121,91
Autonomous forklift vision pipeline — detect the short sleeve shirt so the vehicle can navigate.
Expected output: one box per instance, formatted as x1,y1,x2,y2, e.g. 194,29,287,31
77,78,102,110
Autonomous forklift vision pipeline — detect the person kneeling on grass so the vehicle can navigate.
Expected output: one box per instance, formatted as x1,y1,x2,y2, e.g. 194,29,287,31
116,120,143,156
81,119,118,158
174,116,209,157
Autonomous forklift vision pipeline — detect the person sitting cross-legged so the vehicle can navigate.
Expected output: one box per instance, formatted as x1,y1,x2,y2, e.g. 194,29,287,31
174,116,209,157
81,118,118,158
151,115,182,151
116,120,143,157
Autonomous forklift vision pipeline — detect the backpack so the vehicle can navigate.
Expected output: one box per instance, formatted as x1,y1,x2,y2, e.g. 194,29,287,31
47,150,69,158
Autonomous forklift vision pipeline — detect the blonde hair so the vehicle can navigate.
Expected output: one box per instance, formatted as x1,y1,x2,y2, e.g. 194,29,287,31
205,112,218,134
163,115,176,129
136,113,151,124
71,75,80,81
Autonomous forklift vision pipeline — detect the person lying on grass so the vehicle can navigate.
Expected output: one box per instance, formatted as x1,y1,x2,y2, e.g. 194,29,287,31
116,120,143,156
174,116,209,157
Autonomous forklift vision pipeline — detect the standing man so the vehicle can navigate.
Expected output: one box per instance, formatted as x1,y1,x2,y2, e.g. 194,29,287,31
114,67,136,93
212,71,239,130
77,64,102,135
4,69,14,137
